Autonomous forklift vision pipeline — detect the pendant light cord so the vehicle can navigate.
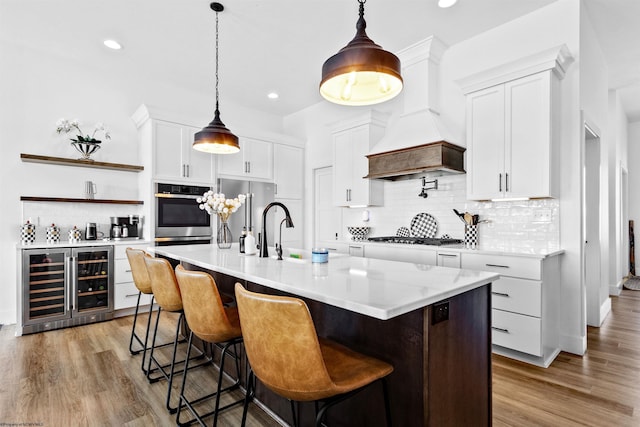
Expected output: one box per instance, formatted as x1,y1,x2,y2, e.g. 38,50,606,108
215,9,220,114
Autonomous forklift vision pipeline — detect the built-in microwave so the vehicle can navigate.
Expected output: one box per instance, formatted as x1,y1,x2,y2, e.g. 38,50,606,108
154,183,212,245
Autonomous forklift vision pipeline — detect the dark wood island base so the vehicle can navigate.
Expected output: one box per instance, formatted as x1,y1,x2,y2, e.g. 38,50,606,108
182,262,492,427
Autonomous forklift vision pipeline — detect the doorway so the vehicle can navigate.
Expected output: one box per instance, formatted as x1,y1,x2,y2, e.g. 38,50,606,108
583,121,608,327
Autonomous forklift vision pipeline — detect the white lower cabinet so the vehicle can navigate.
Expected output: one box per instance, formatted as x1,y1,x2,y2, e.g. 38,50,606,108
461,252,561,367
114,244,152,312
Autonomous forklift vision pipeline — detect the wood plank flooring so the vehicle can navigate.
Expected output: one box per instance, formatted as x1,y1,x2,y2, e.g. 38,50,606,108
1,290,639,426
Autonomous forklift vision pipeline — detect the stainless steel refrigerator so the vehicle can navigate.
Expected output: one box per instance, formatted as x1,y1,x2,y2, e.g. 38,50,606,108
216,178,277,248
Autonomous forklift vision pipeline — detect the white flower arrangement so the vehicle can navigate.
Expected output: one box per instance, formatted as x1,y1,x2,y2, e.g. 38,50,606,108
197,191,246,222
56,118,111,143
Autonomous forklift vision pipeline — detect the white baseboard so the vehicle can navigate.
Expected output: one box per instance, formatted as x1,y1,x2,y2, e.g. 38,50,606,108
610,280,623,296
560,333,586,355
599,298,611,325
0,310,16,326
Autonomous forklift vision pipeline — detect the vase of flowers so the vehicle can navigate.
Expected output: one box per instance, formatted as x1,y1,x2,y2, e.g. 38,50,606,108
197,191,246,249
55,118,111,161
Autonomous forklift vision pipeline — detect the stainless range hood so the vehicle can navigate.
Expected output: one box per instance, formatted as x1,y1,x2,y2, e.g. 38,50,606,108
366,36,466,181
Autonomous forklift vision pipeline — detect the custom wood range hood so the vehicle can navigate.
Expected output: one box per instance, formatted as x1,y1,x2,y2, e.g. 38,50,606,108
364,36,466,181
365,140,465,181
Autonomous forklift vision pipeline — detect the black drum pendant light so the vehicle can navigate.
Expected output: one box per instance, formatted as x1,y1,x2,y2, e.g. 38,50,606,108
193,2,240,154
320,0,403,106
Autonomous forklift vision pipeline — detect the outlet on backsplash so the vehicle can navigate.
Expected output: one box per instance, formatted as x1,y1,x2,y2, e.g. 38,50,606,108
533,209,552,223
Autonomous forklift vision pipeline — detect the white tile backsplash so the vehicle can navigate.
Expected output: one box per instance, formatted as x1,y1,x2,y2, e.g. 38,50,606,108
341,174,560,254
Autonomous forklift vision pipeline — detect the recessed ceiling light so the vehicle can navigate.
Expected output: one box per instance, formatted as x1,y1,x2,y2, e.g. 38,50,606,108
438,0,457,8
267,92,279,100
103,39,122,50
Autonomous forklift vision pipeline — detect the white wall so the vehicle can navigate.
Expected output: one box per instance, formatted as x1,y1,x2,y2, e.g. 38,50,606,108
0,39,284,325
580,4,611,326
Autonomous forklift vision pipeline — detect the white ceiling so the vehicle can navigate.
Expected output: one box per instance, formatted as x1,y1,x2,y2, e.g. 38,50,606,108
2,0,640,122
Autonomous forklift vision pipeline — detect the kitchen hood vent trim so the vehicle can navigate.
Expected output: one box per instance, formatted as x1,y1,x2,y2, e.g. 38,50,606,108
365,141,465,181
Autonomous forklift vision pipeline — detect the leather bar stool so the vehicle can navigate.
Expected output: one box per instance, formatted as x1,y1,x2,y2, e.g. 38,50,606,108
143,256,207,414
174,265,244,427
125,248,173,373
234,283,394,427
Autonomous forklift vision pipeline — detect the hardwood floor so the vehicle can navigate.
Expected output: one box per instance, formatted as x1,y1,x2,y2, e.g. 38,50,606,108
1,290,639,426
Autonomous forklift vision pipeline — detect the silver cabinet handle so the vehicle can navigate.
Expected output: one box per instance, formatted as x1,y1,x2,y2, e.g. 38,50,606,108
499,173,502,192
492,326,510,333
125,293,138,298
491,291,510,297
125,269,132,272
438,254,458,258
486,263,510,268
182,164,185,177
247,161,250,173
505,172,509,192
275,184,278,195
186,164,190,177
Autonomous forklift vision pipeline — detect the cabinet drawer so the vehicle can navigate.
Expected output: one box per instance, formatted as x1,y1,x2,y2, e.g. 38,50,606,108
115,282,152,310
491,277,541,317
115,243,149,260
462,253,541,280
437,251,461,268
115,259,134,284
492,309,542,356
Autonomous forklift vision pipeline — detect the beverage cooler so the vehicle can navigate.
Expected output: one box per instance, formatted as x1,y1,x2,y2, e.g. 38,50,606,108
21,246,114,334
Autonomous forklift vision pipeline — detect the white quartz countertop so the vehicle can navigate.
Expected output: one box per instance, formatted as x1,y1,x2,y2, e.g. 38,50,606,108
149,244,499,321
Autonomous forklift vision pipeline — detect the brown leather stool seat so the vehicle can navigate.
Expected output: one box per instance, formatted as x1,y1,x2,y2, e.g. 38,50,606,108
174,265,244,427
143,256,208,414
234,283,394,427
125,248,174,369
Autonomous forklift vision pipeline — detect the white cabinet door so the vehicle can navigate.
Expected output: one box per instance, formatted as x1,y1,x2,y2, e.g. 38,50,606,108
154,120,214,184
274,144,303,199
154,121,185,181
466,85,505,200
333,131,353,206
218,137,273,181
332,126,383,207
506,72,552,198
185,125,215,183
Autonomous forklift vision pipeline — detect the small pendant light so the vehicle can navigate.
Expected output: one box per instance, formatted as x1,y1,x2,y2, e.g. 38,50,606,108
320,0,403,106
193,2,240,154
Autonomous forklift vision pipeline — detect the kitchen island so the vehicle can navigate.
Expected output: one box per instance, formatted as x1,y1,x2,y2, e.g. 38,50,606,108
151,244,499,427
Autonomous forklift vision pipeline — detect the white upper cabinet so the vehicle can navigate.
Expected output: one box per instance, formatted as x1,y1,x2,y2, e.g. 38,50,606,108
218,137,273,181
460,45,573,201
331,112,387,207
273,144,303,199
154,121,214,184
466,71,556,200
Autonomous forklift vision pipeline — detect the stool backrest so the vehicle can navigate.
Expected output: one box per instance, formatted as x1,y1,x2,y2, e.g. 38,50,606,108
125,248,152,294
234,283,334,401
175,265,241,343
143,256,182,312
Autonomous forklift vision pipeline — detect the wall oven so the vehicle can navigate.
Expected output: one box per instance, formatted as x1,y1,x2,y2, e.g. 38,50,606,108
154,183,212,246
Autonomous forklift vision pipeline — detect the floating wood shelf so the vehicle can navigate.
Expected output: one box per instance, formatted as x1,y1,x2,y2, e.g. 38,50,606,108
20,153,144,172
20,196,143,205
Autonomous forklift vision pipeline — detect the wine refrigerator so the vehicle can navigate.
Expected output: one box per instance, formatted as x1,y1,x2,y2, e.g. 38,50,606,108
21,246,114,335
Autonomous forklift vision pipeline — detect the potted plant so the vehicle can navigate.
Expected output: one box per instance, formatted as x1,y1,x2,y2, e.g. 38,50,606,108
55,118,111,161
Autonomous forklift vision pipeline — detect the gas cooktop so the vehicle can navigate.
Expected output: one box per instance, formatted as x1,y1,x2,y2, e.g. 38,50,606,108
367,236,463,246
